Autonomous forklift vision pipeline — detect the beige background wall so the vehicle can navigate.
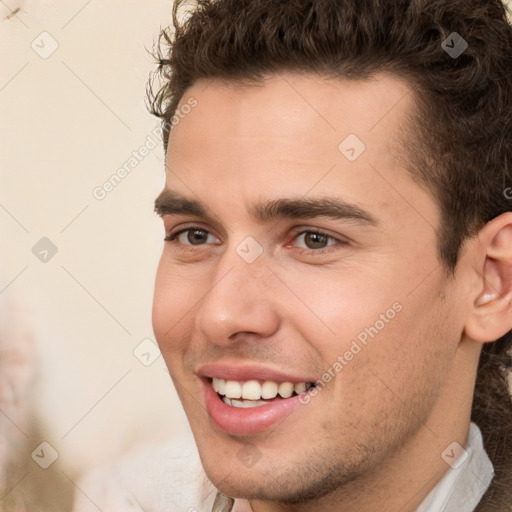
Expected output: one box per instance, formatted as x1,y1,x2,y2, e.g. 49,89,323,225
0,0,188,503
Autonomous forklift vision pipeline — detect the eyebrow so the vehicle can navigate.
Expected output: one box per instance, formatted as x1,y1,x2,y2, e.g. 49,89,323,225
154,189,378,226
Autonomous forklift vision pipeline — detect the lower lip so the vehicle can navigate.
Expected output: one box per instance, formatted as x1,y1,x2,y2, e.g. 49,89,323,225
202,379,305,435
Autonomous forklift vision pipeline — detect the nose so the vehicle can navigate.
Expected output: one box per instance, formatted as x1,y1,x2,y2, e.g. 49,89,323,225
194,250,280,347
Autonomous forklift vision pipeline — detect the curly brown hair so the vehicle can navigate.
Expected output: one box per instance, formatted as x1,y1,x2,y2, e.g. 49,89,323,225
147,1,512,507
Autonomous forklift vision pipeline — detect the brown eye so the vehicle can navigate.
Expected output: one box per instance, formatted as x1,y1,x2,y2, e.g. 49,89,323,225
303,232,330,249
294,230,338,251
187,229,210,245
165,227,220,246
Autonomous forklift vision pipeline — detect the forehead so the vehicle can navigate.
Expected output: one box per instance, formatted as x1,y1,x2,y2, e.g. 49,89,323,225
163,72,437,234
166,73,414,186
169,72,412,156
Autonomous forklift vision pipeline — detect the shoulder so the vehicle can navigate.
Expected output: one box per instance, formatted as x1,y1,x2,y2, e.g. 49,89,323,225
72,434,216,512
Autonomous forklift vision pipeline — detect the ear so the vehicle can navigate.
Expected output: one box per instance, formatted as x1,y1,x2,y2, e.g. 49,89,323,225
464,212,512,343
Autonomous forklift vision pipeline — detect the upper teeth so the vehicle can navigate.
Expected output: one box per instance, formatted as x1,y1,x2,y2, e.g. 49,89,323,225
212,378,310,400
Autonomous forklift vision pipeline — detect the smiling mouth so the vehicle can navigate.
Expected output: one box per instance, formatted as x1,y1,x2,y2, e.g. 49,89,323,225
212,377,315,408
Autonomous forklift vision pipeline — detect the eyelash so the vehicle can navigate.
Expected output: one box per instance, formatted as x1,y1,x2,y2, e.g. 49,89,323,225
164,226,346,255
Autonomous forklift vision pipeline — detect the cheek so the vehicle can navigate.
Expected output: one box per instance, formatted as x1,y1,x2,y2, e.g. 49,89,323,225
338,288,456,423
279,265,403,357
295,266,455,407
152,258,199,354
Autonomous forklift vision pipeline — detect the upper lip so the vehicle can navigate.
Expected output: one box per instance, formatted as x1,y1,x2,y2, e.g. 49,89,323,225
197,361,317,383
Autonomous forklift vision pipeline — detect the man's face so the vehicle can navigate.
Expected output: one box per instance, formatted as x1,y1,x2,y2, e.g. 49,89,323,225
152,73,464,501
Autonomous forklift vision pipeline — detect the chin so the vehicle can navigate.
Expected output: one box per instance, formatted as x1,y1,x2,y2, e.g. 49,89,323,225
196,435,365,504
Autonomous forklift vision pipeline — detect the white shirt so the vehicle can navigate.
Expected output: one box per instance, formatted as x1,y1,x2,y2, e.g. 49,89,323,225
72,422,494,512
